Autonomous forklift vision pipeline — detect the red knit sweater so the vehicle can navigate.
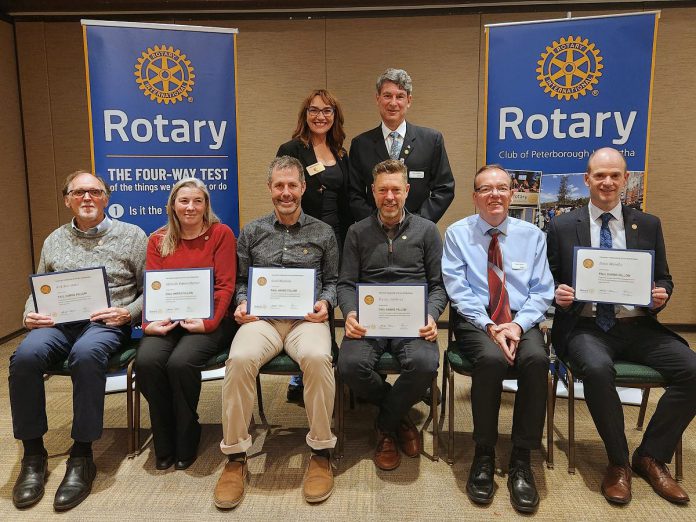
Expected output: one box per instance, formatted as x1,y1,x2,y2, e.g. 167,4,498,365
145,222,237,332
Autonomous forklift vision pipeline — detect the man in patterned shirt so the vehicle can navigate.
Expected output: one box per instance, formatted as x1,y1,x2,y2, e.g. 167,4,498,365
214,156,338,508
10,170,147,511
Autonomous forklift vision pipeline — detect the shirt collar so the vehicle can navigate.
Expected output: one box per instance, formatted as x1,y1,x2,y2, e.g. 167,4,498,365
476,215,509,236
589,201,623,224
381,120,407,141
272,210,307,228
71,215,112,236
377,209,406,229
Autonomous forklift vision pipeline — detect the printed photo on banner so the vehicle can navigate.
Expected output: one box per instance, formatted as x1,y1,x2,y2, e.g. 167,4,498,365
508,169,541,206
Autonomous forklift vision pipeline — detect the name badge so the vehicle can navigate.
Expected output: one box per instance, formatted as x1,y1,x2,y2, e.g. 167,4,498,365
511,262,527,270
409,171,424,179
306,162,325,176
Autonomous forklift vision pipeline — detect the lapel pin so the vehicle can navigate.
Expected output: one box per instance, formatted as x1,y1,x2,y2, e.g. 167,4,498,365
303,248,308,254
402,235,407,240
632,224,637,230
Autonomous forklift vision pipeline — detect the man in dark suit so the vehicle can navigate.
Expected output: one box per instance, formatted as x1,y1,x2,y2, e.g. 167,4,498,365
547,147,696,506
348,68,454,223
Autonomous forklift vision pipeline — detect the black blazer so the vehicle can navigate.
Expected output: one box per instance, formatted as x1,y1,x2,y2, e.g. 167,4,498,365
546,204,684,353
276,139,353,240
348,122,455,223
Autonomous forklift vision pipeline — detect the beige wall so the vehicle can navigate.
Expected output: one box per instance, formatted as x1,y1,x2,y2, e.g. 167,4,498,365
14,7,696,326
0,20,32,337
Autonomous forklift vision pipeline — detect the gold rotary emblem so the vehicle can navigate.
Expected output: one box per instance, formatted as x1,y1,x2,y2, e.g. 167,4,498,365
257,277,267,287
536,36,603,100
134,45,195,104
151,281,162,290
364,295,374,305
582,259,594,269
40,285,51,295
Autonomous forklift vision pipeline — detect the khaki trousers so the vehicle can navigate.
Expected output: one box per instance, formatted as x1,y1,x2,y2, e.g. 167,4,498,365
220,319,336,454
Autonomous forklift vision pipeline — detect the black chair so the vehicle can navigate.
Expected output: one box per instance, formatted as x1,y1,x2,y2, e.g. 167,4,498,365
547,343,684,480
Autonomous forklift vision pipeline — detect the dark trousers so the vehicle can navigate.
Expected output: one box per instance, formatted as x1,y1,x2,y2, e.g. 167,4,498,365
136,318,235,459
562,317,696,465
9,321,128,442
338,336,439,433
454,319,548,450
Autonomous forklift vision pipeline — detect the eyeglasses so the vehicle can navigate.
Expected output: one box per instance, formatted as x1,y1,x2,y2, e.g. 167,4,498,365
307,106,335,117
68,188,105,199
474,185,511,196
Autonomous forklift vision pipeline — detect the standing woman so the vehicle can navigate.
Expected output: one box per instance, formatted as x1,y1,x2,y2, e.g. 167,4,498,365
136,178,236,470
277,89,352,253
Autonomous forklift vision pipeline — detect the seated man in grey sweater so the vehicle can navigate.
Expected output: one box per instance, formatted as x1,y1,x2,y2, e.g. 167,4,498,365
9,170,147,512
337,159,446,471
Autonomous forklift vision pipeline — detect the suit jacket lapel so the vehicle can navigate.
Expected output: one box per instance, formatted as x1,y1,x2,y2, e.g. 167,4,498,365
400,122,415,162
371,125,390,162
622,205,639,249
576,205,592,247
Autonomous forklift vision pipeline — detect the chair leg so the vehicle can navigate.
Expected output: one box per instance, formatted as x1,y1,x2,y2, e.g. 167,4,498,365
546,368,555,469
256,374,268,426
676,436,683,481
335,370,343,460
567,366,576,474
637,388,650,430
339,384,347,459
447,367,455,465
440,355,448,421
431,376,439,461
127,360,135,458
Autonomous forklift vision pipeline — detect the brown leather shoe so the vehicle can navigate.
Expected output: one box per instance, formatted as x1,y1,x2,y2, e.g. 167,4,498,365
214,459,247,509
632,453,690,504
398,417,421,458
601,463,632,504
303,455,334,503
374,430,401,471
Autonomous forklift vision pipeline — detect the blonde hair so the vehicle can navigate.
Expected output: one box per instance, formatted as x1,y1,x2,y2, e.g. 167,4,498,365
157,178,219,257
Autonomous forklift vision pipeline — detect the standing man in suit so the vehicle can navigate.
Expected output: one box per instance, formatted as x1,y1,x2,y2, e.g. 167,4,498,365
547,147,696,505
349,68,455,224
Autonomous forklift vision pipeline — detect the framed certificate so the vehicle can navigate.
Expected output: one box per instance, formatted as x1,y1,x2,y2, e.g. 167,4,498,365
30,266,110,324
247,267,316,319
357,283,428,338
144,268,214,322
572,247,654,307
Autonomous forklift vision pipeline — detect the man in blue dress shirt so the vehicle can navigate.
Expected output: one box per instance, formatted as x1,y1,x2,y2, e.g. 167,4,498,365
442,164,553,513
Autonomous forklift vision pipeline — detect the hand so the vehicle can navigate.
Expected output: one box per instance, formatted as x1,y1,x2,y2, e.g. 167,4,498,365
305,300,329,323
487,322,521,365
418,315,438,342
180,318,205,333
90,307,131,327
651,284,669,309
24,312,55,330
144,319,179,336
344,312,367,339
554,284,575,310
234,301,258,325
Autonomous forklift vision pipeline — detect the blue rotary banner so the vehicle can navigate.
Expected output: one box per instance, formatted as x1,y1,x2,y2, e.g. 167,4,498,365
82,20,239,235
485,12,658,215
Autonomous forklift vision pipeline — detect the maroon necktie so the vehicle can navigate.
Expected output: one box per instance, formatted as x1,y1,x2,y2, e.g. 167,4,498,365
488,228,512,325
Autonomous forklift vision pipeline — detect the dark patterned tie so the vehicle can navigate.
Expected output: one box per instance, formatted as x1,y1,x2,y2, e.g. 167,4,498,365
388,131,402,160
596,212,616,332
488,228,512,325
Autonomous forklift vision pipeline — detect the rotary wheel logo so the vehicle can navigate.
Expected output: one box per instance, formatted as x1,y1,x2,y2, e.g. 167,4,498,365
134,45,195,104
536,36,603,101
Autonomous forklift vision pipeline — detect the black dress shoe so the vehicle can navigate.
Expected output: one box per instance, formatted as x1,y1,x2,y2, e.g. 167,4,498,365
507,461,540,513
421,386,442,406
467,454,495,504
155,455,175,470
53,456,96,511
175,456,197,470
13,453,48,508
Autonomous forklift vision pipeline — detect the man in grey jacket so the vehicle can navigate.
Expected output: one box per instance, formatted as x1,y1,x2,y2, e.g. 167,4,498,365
337,159,446,471
9,170,147,512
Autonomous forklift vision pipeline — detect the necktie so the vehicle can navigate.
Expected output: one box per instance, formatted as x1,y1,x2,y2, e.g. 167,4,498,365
487,228,512,325
595,212,616,332
388,131,402,160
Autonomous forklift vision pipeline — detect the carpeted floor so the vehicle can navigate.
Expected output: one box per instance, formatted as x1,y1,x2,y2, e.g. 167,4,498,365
0,330,694,520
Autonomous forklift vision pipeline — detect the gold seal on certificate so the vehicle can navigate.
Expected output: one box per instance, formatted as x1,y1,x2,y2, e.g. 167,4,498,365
573,247,654,306
30,266,110,324
357,283,427,338
144,268,213,322
247,267,316,318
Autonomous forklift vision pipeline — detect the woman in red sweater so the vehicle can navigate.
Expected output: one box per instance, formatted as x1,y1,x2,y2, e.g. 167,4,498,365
136,177,236,471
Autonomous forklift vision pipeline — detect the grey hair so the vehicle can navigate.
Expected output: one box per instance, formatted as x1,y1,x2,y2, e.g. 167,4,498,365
376,68,413,95
268,155,305,184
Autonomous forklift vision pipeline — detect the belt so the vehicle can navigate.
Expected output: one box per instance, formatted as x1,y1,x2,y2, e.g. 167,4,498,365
577,316,648,326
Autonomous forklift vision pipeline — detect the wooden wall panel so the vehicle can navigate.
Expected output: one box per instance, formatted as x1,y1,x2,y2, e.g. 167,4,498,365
0,20,33,335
